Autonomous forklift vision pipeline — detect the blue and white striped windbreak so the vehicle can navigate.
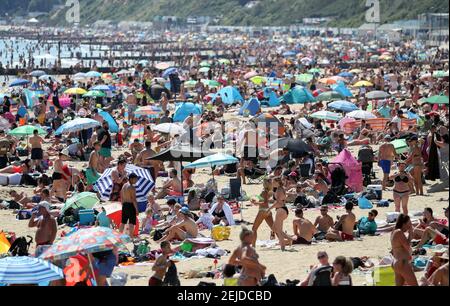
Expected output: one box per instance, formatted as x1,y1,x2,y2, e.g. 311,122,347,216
0,256,64,285
95,164,155,203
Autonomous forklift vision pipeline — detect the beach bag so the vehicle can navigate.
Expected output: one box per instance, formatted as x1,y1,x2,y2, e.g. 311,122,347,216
211,226,231,241
153,229,166,242
180,242,193,252
16,210,32,220
8,236,33,256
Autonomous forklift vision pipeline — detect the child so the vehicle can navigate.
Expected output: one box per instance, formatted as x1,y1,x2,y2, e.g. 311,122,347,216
196,202,213,230
140,209,153,235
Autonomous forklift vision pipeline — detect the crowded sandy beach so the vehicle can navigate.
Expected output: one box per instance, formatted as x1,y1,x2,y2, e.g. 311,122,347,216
0,22,449,288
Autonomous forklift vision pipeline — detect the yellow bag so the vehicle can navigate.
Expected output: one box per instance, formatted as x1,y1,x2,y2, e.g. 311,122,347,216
211,226,231,241
0,232,11,255
372,265,395,286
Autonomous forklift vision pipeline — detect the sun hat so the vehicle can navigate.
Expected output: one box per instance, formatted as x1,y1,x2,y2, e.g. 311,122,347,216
37,201,51,213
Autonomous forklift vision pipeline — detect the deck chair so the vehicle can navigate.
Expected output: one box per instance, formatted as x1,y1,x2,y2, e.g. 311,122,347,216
372,265,395,286
246,168,266,185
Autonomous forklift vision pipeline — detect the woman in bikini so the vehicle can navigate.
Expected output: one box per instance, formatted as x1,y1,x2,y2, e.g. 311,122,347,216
52,152,70,202
406,136,424,196
266,176,293,251
390,214,418,286
228,228,266,286
250,178,275,247
389,161,413,215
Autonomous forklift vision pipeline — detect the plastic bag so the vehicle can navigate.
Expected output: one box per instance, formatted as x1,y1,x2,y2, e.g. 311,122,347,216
358,197,373,209
110,272,128,286
211,226,231,241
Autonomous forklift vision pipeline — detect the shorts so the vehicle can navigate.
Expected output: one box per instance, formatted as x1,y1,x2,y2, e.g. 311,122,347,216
148,276,163,286
121,202,137,225
434,233,448,245
128,104,138,113
378,160,392,174
243,145,258,163
99,147,112,158
31,148,43,160
341,233,354,241
52,172,63,180
293,237,312,245
94,251,117,277
85,168,100,185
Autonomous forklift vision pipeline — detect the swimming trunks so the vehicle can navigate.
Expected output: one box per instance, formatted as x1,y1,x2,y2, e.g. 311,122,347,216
277,206,289,215
293,237,312,245
99,147,112,158
378,160,392,174
31,148,43,160
341,233,354,241
148,276,163,286
434,233,448,245
121,202,137,225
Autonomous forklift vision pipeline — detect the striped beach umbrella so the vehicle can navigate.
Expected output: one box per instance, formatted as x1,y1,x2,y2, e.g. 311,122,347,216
95,164,155,203
0,257,64,285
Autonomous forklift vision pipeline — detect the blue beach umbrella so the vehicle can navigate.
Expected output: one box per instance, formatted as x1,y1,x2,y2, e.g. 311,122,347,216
85,71,102,78
9,79,30,87
0,257,64,285
91,85,111,91
162,67,178,78
328,100,359,113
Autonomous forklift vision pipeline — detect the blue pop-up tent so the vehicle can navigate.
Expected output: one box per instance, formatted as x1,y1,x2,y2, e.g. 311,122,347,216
239,98,260,116
99,109,119,133
173,102,203,122
280,86,316,104
332,81,353,98
261,87,280,107
213,86,244,105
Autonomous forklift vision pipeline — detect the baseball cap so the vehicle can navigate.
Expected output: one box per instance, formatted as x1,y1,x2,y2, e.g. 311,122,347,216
180,207,190,215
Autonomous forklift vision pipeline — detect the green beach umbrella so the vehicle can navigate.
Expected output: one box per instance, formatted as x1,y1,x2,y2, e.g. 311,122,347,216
391,139,409,154
308,68,322,74
199,67,210,73
310,111,342,121
296,73,314,83
184,80,197,88
8,125,47,136
250,76,267,85
422,95,449,105
433,71,449,78
218,58,231,65
61,192,100,214
200,61,211,68
316,91,344,102
201,79,221,88
83,90,106,98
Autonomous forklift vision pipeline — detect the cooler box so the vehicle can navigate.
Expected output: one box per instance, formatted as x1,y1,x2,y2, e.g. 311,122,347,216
367,185,382,200
79,209,96,226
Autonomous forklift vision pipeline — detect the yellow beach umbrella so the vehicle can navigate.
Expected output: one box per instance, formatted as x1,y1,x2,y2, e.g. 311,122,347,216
64,88,88,95
354,81,373,87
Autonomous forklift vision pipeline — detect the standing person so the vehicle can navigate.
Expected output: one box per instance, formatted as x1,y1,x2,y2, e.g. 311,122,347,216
119,173,139,237
266,177,293,251
0,130,12,169
28,202,57,257
406,136,424,196
85,141,102,187
326,202,356,242
29,129,44,171
127,90,137,123
98,121,112,169
292,208,317,245
110,160,128,201
390,214,418,286
425,125,441,181
149,241,172,286
332,256,353,286
250,178,275,246
378,135,397,190
228,228,266,286
389,161,414,215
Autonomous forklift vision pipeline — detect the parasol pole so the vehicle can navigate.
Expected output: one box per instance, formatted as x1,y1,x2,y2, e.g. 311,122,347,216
87,253,98,286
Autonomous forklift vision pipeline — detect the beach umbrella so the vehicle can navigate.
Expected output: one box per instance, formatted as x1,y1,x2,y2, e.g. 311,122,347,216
338,72,354,78
346,110,377,120
0,257,64,285
91,85,111,91
201,79,221,88
310,111,342,121
271,138,312,157
300,57,313,65
421,95,449,105
391,139,409,154
138,59,149,66
149,84,170,101
218,58,231,65
184,80,197,88
95,164,155,203
350,69,363,74
38,75,59,82
328,100,359,113
354,81,373,87
154,62,172,70
101,73,113,80
61,192,100,214
199,61,211,68
8,125,47,137
199,67,210,73
308,68,322,74
185,153,238,170
244,71,258,79
250,76,267,85
55,118,101,135
9,79,30,87
433,71,449,78
162,67,178,78
366,91,391,100
73,72,87,81
295,74,314,83
65,88,87,95
318,78,337,85
149,145,214,163
40,227,131,262
116,69,133,76
85,71,102,78
253,113,286,136
153,123,186,136
30,70,46,77
83,90,106,98
134,106,160,117
316,91,344,102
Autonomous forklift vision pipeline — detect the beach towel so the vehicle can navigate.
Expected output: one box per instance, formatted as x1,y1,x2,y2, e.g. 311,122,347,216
209,203,235,226
129,124,145,146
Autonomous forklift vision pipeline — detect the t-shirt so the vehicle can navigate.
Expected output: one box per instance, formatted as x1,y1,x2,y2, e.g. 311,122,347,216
358,217,377,235
97,128,112,149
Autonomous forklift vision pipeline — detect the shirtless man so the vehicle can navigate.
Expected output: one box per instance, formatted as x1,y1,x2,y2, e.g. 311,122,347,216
425,261,449,286
292,208,317,245
86,141,102,186
314,205,334,240
148,241,172,286
110,159,128,201
156,207,198,243
326,202,356,242
119,173,139,237
29,129,44,171
127,91,137,123
129,139,144,162
378,135,397,190
135,141,158,180
28,202,57,256
156,169,183,199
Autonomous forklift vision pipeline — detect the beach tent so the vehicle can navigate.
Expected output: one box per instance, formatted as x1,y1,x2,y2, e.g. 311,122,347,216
239,98,260,116
331,149,363,192
281,86,316,104
331,82,353,98
173,102,202,122
98,110,119,133
213,86,244,105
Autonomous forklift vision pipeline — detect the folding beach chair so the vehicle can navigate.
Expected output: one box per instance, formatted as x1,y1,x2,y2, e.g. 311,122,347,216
245,167,266,185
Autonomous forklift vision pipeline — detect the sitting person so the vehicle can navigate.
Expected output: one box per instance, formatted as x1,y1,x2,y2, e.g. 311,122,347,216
314,205,334,240
9,190,33,209
187,189,200,211
325,202,356,242
299,251,332,286
156,169,183,199
140,208,154,234
332,256,354,286
420,251,449,286
146,194,162,217
196,202,213,230
182,168,195,190
156,207,198,243
209,195,235,226
357,209,378,235
292,208,317,245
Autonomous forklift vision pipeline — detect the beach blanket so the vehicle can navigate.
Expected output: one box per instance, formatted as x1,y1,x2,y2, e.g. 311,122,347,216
129,124,145,146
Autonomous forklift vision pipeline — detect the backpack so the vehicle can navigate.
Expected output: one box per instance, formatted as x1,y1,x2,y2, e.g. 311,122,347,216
0,139,11,156
8,236,33,256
